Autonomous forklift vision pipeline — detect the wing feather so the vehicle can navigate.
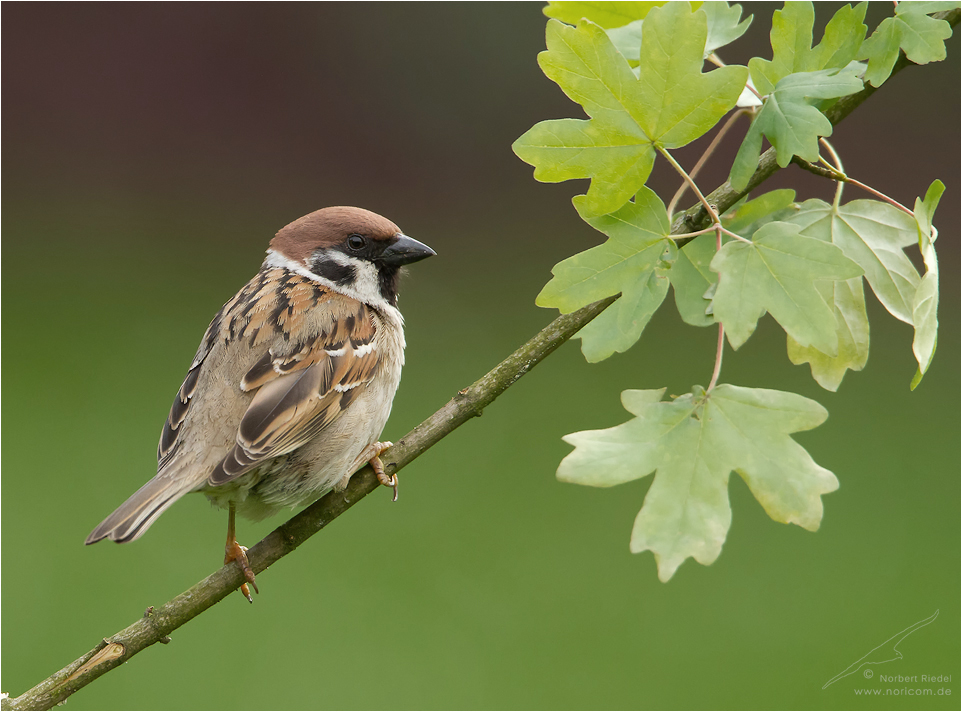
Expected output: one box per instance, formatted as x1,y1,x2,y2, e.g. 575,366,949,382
208,298,380,486
155,266,381,488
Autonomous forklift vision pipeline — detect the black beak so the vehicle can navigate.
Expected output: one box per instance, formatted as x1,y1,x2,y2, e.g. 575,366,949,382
379,234,436,267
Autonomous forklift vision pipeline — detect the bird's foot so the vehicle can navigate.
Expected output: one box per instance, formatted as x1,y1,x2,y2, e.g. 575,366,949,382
351,441,398,501
225,539,259,603
371,452,398,503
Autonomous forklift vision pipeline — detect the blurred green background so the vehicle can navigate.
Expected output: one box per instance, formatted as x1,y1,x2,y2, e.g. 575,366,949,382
3,3,959,709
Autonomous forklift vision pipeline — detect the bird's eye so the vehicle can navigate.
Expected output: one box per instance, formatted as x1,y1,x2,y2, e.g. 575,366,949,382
347,234,366,251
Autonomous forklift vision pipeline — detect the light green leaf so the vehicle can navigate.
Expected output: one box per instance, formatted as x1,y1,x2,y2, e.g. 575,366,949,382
703,2,753,57
558,384,837,581
537,187,671,312
604,1,749,62
749,1,867,94
900,2,961,13
730,67,863,190
748,1,816,93
787,199,920,324
859,5,954,87
722,188,797,235
730,2,868,188
910,270,938,390
710,221,863,352
858,18,901,87
606,20,644,63
545,1,663,28
513,21,654,216
535,188,674,361
669,234,717,327
515,116,656,218
513,5,747,216
910,180,943,388
666,190,799,324
810,2,869,74
787,277,869,391
576,255,674,361
637,4,748,148
913,178,944,242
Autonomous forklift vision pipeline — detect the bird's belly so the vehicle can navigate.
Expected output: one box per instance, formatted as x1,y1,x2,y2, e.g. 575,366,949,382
203,363,400,521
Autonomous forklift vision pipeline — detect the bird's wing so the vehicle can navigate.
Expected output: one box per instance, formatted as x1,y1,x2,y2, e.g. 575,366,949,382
207,291,381,486
157,286,243,468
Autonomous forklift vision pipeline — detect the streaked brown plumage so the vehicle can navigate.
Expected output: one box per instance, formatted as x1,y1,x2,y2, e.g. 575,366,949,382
86,206,435,599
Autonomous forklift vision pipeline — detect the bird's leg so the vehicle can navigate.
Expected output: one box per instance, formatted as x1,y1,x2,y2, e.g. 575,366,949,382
224,502,259,603
349,441,398,501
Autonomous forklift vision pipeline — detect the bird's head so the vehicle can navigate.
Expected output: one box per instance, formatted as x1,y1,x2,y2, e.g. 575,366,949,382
268,206,436,307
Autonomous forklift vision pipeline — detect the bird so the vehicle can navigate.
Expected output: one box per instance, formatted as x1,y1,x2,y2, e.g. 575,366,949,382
85,206,435,601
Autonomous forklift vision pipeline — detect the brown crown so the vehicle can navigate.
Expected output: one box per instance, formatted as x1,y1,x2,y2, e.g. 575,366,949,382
270,206,402,263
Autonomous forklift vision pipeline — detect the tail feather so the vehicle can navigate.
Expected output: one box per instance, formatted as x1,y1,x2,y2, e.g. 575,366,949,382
85,476,195,544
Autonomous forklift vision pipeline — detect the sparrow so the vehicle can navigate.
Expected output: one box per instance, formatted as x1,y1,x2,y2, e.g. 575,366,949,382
85,206,435,601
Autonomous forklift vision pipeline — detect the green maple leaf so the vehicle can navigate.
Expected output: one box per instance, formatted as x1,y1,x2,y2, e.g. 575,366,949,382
748,1,868,95
729,2,868,190
513,3,747,216
576,260,674,361
610,2,752,64
536,187,675,361
607,2,752,67
910,180,944,389
669,233,717,327
722,188,797,236
729,67,863,190
544,1,663,28
703,2,753,57
558,384,838,581
782,196,929,390
787,199,921,324
900,1,962,13
787,277,869,391
710,221,863,353
604,20,645,64
859,3,956,87
669,190,802,330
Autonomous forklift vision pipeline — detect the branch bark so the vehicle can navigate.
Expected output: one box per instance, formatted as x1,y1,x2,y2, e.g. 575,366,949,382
3,296,617,712
4,9,957,710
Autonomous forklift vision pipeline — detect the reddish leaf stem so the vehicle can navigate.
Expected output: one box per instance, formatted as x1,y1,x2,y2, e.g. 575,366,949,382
707,223,725,393
667,109,751,218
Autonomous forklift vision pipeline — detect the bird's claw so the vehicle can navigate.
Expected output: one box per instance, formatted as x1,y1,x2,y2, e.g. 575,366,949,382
225,540,259,603
369,442,398,501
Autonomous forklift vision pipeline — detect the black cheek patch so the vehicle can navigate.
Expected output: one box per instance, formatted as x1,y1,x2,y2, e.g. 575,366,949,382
312,257,357,286
378,266,401,307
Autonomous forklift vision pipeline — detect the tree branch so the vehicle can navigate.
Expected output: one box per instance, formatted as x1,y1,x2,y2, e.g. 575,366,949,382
3,295,617,711
4,9,958,710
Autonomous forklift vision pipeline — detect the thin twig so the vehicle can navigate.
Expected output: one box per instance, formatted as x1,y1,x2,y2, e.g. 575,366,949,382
794,155,844,181
794,147,916,216
818,137,847,208
707,224,725,393
818,137,844,172
844,175,915,215
720,227,753,244
707,53,763,100
659,147,720,224
669,226,717,240
667,109,750,218
707,323,726,393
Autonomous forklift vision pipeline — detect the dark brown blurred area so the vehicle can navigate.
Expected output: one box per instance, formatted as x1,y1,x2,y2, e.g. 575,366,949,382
4,4,564,226
4,3,958,289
